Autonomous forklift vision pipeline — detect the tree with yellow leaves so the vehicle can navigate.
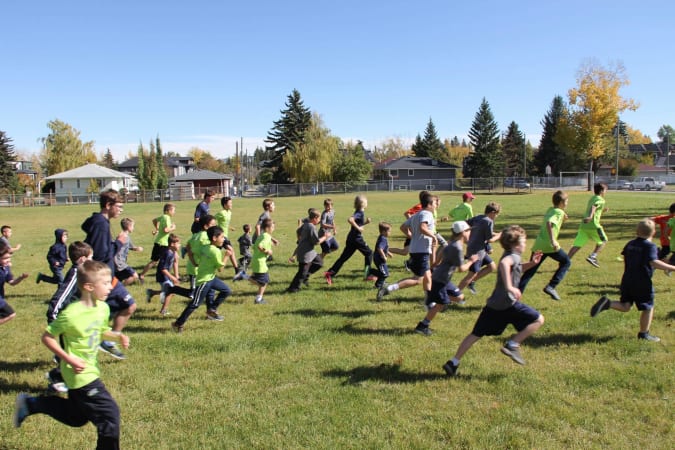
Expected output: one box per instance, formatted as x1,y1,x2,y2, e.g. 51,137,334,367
558,60,639,172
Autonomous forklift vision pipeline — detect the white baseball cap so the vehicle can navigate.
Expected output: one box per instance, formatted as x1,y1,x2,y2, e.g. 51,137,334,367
452,221,470,234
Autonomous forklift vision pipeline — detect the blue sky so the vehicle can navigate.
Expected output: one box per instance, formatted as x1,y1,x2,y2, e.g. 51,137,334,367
2,1,673,162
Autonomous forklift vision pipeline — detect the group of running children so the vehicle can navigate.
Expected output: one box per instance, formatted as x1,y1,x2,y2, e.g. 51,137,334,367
3,186,675,449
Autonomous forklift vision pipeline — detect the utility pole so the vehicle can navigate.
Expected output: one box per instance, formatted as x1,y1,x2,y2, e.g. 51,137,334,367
615,117,620,186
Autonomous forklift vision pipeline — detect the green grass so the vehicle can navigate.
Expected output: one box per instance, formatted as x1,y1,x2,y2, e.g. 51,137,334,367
1,190,673,449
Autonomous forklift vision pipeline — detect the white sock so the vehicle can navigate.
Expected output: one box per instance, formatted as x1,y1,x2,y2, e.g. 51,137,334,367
388,284,399,292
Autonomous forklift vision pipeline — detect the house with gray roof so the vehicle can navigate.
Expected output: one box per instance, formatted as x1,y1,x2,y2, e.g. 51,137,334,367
374,156,460,191
44,163,137,204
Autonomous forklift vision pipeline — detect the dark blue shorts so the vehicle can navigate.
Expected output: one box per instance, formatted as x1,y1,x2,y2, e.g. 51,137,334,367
114,267,136,282
105,282,136,316
409,253,430,277
320,237,339,254
151,243,167,262
470,251,493,273
471,302,541,337
0,302,15,318
620,288,655,311
427,280,451,305
251,272,270,286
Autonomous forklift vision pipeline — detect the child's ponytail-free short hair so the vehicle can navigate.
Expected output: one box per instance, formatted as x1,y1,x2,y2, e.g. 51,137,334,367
499,225,526,251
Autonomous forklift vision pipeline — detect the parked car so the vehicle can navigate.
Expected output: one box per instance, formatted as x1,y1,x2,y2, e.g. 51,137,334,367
503,177,530,189
605,179,631,190
626,177,666,191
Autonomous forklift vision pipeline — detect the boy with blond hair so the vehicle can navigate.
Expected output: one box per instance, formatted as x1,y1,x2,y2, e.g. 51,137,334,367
14,260,130,450
443,225,544,376
590,219,675,342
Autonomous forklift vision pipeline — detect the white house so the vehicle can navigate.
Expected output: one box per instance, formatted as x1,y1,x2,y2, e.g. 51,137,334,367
44,164,138,203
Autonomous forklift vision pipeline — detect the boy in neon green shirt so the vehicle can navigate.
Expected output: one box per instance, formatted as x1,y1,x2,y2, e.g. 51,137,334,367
518,190,571,301
140,203,177,280
568,183,608,267
248,218,275,304
14,260,130,449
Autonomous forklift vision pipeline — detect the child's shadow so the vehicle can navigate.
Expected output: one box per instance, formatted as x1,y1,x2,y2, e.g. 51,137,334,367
526,333,614,348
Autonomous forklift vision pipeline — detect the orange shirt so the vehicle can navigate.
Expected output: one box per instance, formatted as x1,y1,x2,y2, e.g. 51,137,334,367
652,214,674,247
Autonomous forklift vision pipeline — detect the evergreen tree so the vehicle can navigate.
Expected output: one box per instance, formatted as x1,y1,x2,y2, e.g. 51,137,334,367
0,131,20,192
410,134,424,157
534,96,568,176
102,148,115,169
264,89,311,183
464,98,502,178
501,121,526,176
146,140,158,190
155,136,168,189
451,136,460,147
137,142,147,189
421,118,445,161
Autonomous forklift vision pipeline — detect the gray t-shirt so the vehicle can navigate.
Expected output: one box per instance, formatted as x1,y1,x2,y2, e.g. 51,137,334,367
296,221,320,264
432,239,463,284
405,209,434,254
486,252,522,311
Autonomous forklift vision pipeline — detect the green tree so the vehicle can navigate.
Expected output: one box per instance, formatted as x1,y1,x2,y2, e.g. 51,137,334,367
0,131,20,192
40,119,97,175
283,112,340,182
137,142,147,189
411,118,445,160
372,137,410,162
332,141,372,183
657,125,674,144
155,136,168,189
101,148,115,169
463,98,502,178
501,121,527,177
410,134,424,157
534,96,570,175
264,89,312,183
145,140,158,190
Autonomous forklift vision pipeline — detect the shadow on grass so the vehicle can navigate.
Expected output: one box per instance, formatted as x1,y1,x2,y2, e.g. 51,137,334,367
0,360,45,373
334,323,412,336
526,333,614,348
275,308,376,319
666,310,675,320
323,363,452,384
0,379,43,394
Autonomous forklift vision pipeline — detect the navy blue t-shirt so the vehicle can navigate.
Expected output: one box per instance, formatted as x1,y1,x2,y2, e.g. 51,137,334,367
620,237,657,296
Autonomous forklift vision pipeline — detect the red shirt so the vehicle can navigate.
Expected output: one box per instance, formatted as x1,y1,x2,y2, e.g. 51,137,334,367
652,214,674,247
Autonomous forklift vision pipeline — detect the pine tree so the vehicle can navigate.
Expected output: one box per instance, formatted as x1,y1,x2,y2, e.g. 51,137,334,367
464,98,502,178
146,140,158,190
421,118,445,161
534,96,568,176
137,142,147,189
501,121,526,176
155,136,168,189
411,134,424,157
264,89,312,183
0,131,20,192
102,148,115,168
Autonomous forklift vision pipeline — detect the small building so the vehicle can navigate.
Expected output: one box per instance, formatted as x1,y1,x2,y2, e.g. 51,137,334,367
374,156,460,191
44,164,137,204
169,169,234,198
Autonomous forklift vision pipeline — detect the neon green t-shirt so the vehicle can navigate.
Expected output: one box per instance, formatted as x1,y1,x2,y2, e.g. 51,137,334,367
214,209,232,238
581,195,605,229
667,217,675,252
186,231,210,276
196,244,224,284
45,300,111,389
533,207,566,254
251,232,272,274
450,202,473,221
155,214,173,246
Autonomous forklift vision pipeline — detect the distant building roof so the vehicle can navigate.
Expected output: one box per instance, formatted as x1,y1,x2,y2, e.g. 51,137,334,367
169,169,233,182
380,156,460,170
118,156,194,169
628,143,672,157
45,163,133,180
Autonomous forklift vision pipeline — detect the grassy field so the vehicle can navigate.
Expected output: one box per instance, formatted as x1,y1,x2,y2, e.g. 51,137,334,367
0,190,673,449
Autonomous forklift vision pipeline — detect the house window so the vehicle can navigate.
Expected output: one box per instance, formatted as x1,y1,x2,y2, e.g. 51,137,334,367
77,180,81,189
408,169,414,177
390,169,398,177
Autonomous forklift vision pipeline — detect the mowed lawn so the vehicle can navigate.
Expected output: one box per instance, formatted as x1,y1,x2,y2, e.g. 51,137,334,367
0,190,673,449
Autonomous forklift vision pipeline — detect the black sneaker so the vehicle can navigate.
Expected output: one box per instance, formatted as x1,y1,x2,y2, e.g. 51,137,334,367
590,295,610,317
414,322,432,336
206,310,224,321
376,285,389,302
442,360,458,376
500,342,525,365
468,282,477,295
637,332,661,342
171,321,184,333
